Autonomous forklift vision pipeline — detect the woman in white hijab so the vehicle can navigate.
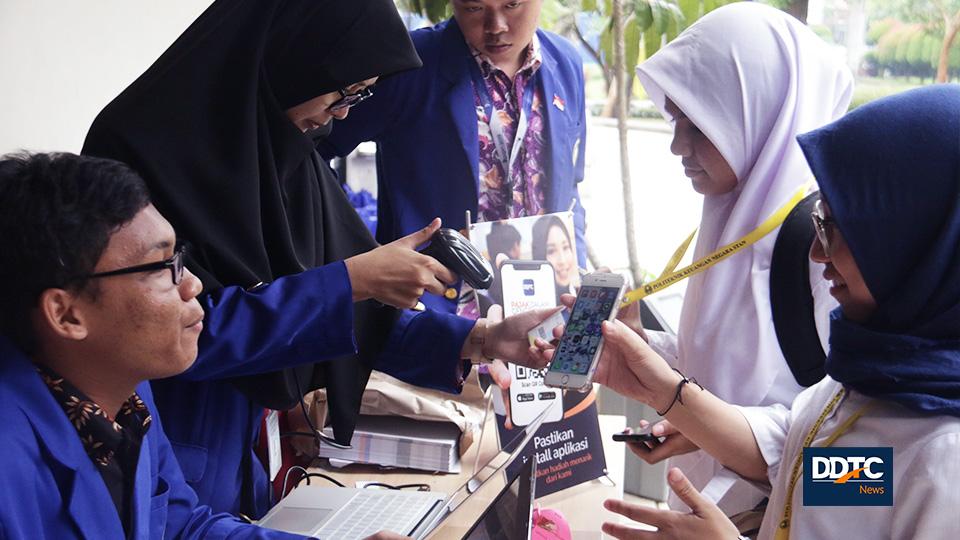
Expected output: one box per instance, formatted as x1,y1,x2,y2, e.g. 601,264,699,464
631,2,853,517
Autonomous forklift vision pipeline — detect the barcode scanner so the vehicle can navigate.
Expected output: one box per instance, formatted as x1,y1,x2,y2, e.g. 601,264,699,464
419,228,494,290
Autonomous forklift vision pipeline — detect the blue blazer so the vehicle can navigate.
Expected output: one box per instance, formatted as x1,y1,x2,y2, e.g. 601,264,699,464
153,261,473,518
319,19,588,317
0,337,304,540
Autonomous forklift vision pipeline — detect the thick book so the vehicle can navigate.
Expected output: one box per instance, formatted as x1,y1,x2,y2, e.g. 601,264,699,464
319,414,461,473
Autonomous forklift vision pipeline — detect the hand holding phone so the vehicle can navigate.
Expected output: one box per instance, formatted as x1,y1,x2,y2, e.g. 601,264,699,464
543,272,626,392
617,421,699,464
612,430,661,444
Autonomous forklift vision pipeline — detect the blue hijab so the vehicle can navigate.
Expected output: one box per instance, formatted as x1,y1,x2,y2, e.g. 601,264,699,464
797,85,960,417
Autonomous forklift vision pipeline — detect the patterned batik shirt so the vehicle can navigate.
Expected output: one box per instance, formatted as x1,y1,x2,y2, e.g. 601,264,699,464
472,35,548,222
36,364,152,537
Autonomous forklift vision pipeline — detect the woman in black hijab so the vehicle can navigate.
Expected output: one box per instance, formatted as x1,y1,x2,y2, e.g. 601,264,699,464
83,0,552,518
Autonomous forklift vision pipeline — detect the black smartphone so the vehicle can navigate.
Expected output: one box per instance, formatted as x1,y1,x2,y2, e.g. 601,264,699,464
612,430,660,443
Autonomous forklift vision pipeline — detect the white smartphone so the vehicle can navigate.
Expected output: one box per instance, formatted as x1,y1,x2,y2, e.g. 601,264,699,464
500,261,563,426
544,272,626,392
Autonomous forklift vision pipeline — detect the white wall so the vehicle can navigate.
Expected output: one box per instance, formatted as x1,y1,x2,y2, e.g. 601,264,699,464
0,0,213,155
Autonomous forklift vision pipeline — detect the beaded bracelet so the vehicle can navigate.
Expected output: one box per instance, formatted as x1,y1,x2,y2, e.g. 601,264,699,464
656,368,704,416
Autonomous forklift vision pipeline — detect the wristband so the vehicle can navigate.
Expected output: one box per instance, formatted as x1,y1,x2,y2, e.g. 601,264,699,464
656,368,704,416
468,319,492,364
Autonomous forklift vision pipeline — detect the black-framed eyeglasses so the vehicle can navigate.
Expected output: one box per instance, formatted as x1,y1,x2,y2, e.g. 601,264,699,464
327,86,373,112
84,242,188,286
811,199,836,256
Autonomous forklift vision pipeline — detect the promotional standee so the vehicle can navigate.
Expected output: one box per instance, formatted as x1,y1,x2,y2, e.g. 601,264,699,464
460,211,607,497
501,260,563,426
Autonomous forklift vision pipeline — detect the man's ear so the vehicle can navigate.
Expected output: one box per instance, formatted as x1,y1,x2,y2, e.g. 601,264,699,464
37,288,89,341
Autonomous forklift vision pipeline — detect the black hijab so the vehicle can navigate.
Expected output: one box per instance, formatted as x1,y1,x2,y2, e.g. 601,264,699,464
82,0,422,443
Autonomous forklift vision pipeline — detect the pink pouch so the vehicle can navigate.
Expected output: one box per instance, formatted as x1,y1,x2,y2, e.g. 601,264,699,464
531,507,571,540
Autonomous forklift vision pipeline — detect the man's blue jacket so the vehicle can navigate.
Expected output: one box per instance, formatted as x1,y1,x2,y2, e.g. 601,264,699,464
319,18,588,317
0,337,304,539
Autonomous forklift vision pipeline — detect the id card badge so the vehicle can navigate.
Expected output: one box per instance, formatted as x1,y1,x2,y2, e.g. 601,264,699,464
528,309,565,346
266,410,282,482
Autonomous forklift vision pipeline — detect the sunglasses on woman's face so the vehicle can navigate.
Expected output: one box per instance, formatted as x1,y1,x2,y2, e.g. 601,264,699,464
811,199,836,257
327,86,373,112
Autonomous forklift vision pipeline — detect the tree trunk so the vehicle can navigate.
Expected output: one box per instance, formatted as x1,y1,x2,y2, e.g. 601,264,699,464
601,83,617,118
786,0,809,23
936,18,960,83
612,0,644,287
845,0,867,73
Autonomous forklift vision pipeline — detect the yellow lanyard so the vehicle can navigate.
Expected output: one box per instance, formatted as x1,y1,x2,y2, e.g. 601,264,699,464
622,183,812,307
774,388,876,540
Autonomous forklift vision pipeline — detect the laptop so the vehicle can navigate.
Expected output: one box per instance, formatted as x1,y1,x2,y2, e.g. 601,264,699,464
460,454,537,540
257,402,553,540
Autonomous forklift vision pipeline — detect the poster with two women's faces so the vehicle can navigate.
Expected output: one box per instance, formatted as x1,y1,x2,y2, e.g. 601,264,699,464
458,211,580,321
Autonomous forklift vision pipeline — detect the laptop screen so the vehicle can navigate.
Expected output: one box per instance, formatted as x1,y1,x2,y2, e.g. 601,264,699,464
418,401,554,539
463,457,536,540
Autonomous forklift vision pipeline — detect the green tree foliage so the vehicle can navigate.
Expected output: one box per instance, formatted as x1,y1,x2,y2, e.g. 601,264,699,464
866,17,960,80
867,18,896,44
396,0,451,21
865,0,960,82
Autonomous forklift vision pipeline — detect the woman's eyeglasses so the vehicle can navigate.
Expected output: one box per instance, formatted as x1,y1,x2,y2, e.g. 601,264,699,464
810,199,836,256
84,242,188,286
327,86,373,112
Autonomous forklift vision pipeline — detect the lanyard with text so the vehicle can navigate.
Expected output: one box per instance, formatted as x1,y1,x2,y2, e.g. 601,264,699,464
469,59,537,178
621,183,813,307
774,388,876,540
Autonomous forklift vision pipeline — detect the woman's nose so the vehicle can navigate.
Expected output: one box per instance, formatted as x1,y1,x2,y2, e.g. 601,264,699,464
809,236,830,264
670,125,691,157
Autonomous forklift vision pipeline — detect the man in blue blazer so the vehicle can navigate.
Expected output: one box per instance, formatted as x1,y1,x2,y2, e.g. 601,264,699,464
319,0,588,320
0,152,401,539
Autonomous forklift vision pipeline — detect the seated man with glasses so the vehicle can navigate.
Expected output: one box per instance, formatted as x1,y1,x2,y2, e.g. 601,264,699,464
0,152,403,540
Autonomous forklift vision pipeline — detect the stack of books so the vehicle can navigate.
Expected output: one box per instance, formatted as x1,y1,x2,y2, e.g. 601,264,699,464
319,414,461,473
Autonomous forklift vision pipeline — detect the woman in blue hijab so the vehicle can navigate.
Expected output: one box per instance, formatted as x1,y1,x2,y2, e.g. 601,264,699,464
536,85,960,539
804,86,960,414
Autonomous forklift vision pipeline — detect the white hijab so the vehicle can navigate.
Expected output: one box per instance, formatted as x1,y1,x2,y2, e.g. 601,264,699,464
636,2,852,513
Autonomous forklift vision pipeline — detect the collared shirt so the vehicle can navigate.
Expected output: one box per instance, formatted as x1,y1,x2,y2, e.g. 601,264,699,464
36,364,152,537
472,35,547,222
736,377,960,539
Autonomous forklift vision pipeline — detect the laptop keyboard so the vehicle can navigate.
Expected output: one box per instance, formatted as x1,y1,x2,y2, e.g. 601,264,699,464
315,490,441,539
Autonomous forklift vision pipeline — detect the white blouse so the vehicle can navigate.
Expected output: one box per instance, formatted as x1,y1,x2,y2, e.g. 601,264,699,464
737,377,960,539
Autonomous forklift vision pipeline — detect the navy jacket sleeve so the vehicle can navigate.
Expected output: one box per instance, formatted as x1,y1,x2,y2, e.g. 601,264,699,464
182,261,357,381
374,308,475,393
184,254,471,395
